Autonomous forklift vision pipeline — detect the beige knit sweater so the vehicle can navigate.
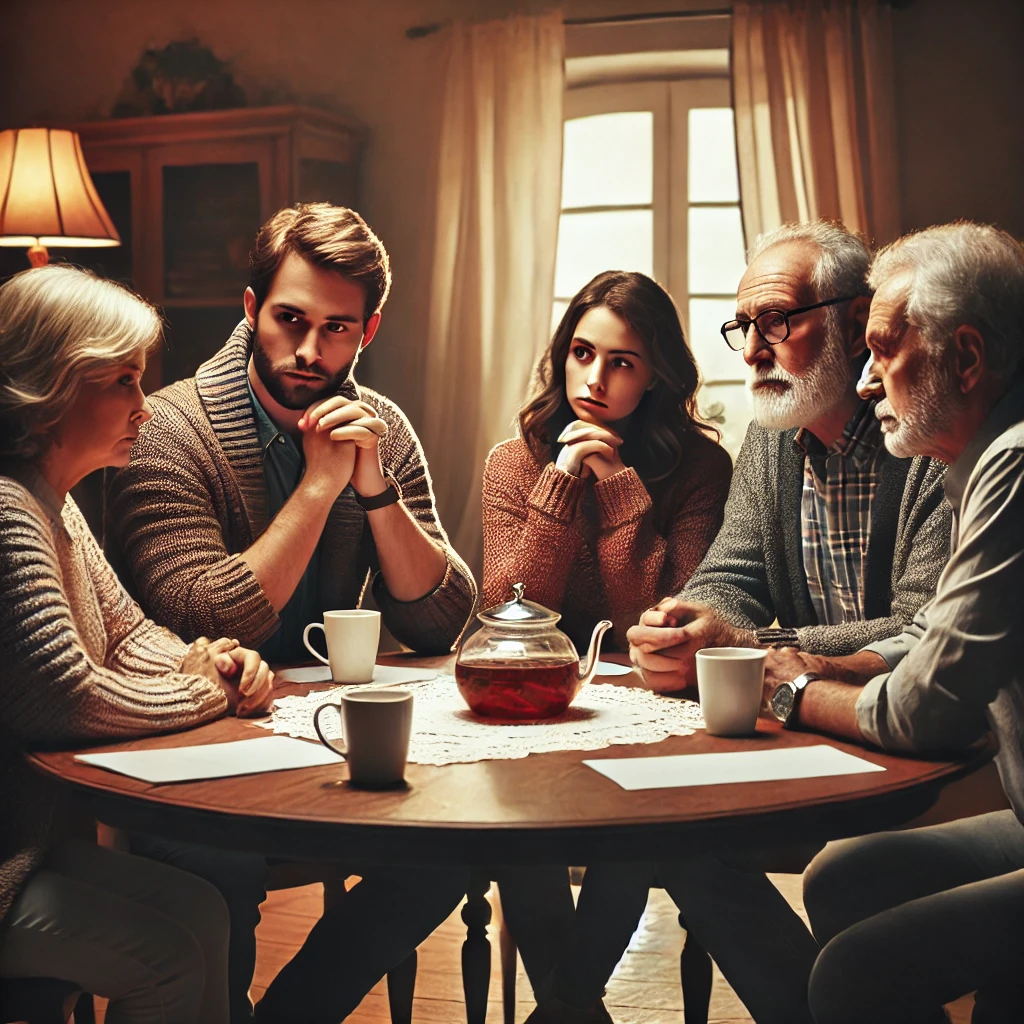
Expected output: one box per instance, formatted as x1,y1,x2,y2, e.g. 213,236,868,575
107,323,476,656
0,471,227,923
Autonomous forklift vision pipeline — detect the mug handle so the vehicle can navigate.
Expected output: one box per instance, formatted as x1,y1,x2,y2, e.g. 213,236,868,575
313,703,348,758
303,622,330,666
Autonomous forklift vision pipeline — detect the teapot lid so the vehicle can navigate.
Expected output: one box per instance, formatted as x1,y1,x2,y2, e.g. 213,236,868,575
478,583,561,626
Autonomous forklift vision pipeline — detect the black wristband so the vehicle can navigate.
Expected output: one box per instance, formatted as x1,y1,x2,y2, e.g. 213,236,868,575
355,480,401,511
755,626,800,649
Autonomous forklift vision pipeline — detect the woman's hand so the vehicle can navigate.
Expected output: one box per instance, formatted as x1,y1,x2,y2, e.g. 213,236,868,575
181,637,275,717
555,420,626,480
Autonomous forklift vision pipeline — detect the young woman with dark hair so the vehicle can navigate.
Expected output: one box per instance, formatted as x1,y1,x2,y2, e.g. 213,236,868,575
483,271,732,1022
482,269,732,653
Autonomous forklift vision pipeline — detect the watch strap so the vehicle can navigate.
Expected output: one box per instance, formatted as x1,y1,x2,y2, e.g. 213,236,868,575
355,475,402,511
755,626,800,649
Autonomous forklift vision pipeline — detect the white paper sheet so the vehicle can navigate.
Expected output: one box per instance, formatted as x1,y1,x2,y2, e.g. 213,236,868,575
594,660,634,677
583,744,885,791
75,736,340,784
273,664,438,685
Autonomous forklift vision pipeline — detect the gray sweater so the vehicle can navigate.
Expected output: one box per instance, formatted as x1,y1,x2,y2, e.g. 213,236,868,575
683,417,951,658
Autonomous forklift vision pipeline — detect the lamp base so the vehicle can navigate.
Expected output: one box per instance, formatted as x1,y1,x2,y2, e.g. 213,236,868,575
27,242,49,267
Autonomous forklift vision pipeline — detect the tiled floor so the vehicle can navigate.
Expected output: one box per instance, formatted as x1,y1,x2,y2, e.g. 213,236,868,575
251,874,976,1023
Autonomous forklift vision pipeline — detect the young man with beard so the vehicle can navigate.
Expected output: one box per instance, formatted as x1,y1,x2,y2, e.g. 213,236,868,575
525,222,953,1024
106,203,474,1023
760,222,1024,1024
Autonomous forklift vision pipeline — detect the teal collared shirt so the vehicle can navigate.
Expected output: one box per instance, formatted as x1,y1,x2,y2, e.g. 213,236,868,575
248,380,323,662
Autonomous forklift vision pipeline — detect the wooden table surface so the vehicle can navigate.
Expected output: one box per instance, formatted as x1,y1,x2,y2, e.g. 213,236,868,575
27,653,994,866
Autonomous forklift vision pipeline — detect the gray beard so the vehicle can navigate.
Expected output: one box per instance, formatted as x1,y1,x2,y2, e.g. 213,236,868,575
250,327,354,411
876,353,958,459
746,314,855,431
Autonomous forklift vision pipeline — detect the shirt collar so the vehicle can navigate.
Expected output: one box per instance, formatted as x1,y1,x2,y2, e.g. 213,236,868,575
246,377,289,454
944,376,1024,512
794,399,882,464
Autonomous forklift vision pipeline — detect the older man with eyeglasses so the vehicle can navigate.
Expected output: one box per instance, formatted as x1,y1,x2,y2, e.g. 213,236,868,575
525,223,954,1024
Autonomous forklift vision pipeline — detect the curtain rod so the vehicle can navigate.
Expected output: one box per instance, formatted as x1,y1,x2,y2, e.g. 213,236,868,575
406,7,732,40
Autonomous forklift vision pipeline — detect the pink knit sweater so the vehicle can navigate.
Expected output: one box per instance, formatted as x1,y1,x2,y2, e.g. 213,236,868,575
482,434,732,652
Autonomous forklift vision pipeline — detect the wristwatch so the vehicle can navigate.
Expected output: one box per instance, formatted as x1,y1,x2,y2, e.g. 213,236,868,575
756,626,801,649
355,474,402,511
770,671,821,728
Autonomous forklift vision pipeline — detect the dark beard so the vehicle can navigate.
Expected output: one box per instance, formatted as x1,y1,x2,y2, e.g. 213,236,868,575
251,327,355,411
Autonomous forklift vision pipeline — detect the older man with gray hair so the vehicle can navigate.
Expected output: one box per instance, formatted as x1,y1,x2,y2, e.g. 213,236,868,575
628,218,951,690
761,222,1024,1023
526,222,953,1024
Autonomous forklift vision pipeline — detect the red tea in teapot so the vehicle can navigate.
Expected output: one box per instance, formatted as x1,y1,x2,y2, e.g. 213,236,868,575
455,658,581,720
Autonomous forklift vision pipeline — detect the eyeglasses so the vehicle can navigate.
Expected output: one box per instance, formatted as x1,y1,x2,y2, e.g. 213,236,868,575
720,295,860,352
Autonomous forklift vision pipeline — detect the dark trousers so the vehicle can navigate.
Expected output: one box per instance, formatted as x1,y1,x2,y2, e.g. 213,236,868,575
499,857,817,1024
129,833,267,1023
803,809,1024,1024
132,834,468,1023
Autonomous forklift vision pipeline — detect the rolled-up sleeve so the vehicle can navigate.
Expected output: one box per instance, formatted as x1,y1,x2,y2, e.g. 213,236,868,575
854,447,1024,754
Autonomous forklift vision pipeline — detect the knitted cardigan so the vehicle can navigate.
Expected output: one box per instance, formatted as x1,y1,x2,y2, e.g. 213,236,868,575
0,473,226,924
482,432,732,652
682,418,953,655
106,323,477,656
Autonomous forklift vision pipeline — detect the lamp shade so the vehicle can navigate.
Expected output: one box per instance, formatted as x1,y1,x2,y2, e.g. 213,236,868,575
0,128,120,248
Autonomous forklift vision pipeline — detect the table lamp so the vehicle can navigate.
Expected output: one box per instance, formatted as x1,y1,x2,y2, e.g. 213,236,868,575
0,127,121,267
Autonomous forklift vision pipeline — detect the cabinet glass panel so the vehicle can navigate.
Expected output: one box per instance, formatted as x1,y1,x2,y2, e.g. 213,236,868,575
162,305,246,387
298,158,357,207
163,163,261,299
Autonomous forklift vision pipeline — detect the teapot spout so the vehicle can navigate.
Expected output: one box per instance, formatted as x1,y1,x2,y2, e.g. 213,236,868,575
578,619,613,686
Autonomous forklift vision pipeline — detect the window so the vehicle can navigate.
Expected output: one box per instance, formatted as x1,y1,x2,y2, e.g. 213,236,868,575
553,75,750,456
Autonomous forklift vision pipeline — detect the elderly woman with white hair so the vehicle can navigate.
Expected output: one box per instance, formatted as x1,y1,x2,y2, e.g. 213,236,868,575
0,265,274,1023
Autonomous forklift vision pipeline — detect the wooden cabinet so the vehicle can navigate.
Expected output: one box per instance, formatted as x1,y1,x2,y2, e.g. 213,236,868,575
1,105,364,389
0,106,363,538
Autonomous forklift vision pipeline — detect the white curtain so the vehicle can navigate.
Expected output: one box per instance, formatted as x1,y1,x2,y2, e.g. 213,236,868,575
732,0,901,246
419,13,565,581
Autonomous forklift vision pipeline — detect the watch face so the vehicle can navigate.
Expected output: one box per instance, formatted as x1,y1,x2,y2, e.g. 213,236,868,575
771,683,795,723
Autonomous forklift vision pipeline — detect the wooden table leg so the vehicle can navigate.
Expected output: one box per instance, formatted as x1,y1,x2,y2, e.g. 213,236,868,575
461,873,492,1024
386,950,417,1024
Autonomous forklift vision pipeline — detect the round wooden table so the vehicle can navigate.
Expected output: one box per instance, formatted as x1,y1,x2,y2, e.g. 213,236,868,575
27,653,993,867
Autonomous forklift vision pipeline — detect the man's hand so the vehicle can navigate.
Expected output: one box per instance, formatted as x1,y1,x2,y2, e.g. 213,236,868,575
626,598,756,692
180,637,274,717
762,646,820,711
297,398,359,497
555,421,625,480
301,397,389,497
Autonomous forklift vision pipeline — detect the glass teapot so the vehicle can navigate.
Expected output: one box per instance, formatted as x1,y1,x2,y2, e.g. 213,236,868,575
454,583,612,720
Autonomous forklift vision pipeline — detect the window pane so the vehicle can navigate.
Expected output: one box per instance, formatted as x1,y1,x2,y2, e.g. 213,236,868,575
562,112,653,209
697,381,751,461
688,297,746,384
688,108,739,203
555,209,653,298
688,206,746,295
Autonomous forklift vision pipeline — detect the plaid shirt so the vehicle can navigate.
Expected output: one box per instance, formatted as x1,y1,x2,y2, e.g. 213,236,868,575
796,401,885,625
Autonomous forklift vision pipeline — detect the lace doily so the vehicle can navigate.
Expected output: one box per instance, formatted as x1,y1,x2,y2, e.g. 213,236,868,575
257,675,705,766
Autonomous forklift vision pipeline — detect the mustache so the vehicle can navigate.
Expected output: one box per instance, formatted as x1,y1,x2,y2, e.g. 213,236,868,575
875,398,895,419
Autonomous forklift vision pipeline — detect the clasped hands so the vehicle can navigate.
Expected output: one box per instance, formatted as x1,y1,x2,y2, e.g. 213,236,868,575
180,637,275,718
627,599,820,707
555,420,627,481
297,396,389,497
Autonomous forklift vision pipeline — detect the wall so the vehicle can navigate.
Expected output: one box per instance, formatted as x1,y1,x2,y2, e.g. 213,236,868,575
2,0,1022,422
891,0,1024,238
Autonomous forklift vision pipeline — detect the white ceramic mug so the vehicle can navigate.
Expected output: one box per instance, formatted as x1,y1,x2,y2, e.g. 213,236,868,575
313,689,413,788
303,609,381,683
695,647,767,736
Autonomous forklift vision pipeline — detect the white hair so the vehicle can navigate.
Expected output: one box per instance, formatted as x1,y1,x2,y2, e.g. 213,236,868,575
747,219,872,303
868,222,1024,380
0,265,161,461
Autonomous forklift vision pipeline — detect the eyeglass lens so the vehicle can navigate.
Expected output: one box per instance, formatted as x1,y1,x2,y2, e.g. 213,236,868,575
723,310,789,350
